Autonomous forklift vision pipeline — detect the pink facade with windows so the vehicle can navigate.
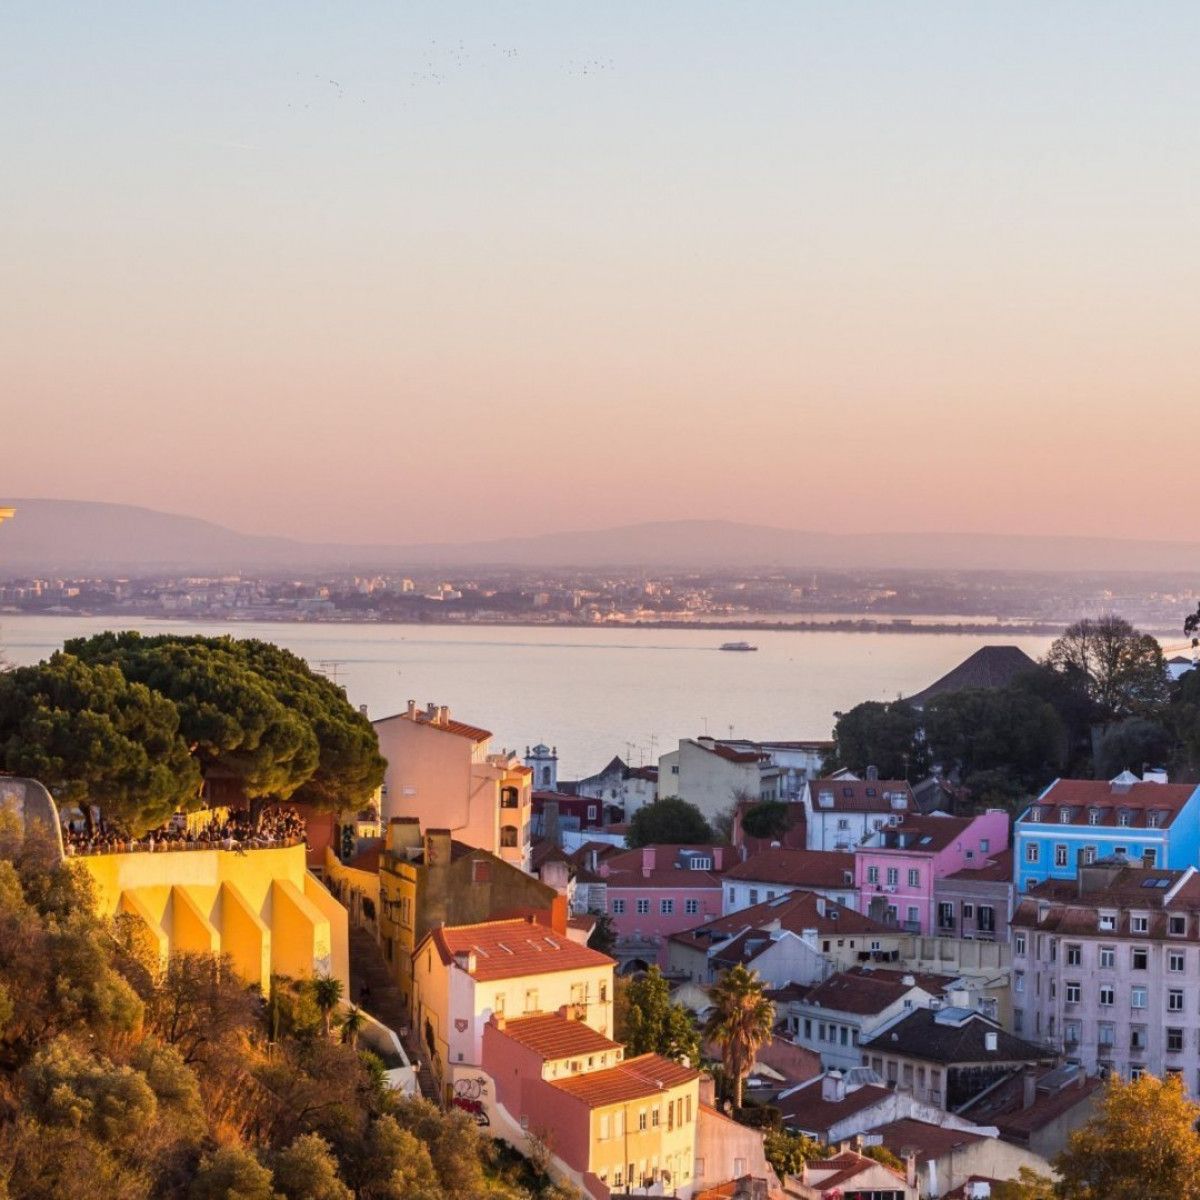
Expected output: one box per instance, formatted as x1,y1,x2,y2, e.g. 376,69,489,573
854,811,1010,935
601,845,726,968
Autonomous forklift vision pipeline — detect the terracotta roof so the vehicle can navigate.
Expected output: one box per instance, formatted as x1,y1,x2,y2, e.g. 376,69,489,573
723,849,855,888
861,1008,1050,1066
548,1052,699,1107
905,645,1038,706
791,967,951,1016
809,779,914,814
805,1150,906,1190
777,1079,893,1133
1022,778,1199,828
420,917,614,981
959,1065,1102,1140
944,849,1014,883
376,708,492,742
601,844,727,890
873,1117,986,1160
863,813,981,854
494,1013,622,1060
346,838,383,873
701,741,769,764
671,890,892,952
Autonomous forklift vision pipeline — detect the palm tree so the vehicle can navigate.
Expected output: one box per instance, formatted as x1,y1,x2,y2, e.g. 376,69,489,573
703,964,775,1112
340,1005,365,1049
311,974,344,1039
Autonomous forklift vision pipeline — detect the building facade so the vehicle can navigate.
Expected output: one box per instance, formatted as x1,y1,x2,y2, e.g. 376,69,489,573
802,776,916,852
722,849,857,916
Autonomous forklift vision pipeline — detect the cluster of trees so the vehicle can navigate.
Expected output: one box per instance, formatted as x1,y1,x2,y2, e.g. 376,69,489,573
0,633,385,833
625,796,714,847
827,615,1200,808
0,828,571,1199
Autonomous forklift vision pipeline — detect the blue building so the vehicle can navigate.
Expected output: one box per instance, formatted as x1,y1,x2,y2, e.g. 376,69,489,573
1014,772,1200,891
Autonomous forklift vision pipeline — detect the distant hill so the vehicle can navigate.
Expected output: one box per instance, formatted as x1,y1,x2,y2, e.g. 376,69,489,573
2,498,1200,574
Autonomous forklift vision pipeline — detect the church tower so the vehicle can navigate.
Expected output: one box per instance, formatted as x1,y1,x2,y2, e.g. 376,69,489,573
524,743,558,791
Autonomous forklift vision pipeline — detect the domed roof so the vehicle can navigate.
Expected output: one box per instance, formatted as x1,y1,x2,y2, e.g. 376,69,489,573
529,743,554,757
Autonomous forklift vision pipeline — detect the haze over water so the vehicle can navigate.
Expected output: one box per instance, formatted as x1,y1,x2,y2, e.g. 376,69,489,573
2,615,1054,777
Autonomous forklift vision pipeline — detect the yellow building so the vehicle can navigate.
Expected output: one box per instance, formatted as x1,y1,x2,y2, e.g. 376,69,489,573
373,701,533,870
78,842,349,993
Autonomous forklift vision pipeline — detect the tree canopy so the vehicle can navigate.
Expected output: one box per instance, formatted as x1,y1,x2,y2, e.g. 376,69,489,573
625,797,713,848
0,653,202,834
827,700,926,781
702,964,775,1112
619,967,700,1066
1044,616,1169,723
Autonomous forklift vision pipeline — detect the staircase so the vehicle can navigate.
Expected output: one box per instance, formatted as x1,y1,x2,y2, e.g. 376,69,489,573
348,927,440,1104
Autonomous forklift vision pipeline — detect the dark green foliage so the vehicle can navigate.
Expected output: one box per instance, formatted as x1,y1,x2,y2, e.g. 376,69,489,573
1095,718,1173,778
0,653,201,833
740,800,790,840
586,910,617,956
619,966,701,1065
625,796,713,848
762,1127,825,1176
828,700,927,781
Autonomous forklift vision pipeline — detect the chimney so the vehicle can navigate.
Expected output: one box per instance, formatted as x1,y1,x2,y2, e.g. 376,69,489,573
821,1070,846,1102
425,701,438,720
698,1075,716,1106
901,974,915,986
491,1011,506,1031
557,1004,578,1022
424,828,451,868
437,705,451,726
984,1030,999,1053
407,699,417,718
1023,1065,1038,1110
453,950,477,974
866,765,879,781
712,846,724,870
387,816,421,855
903,1149,917,1189
816,896,826,917
359,703,369,717
642,846,656,876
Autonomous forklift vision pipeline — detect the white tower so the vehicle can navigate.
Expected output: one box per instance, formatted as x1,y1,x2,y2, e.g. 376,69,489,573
525,743,558,791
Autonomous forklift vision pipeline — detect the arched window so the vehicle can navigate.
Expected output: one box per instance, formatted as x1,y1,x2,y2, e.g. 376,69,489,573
500,825,519,848
541,766,552,786
501,787,519,809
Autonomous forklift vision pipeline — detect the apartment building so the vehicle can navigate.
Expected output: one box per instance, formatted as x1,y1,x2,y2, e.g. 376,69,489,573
1011,860,1200,1087
1014,772,1200,892
934,850,1016,943
374,700,533,870
855,812,1010,935
722,849,857,915
801,775,916,852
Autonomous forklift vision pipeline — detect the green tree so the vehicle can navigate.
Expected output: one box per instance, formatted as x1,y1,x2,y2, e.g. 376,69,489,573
1045,616,1169,723
923,685,1066,796
189,1147,276,1200
339,1006,365,1049
991,1168,1057,1200
703,964,775,1111
273,1133,352,1200
586,910,617,956
862,1144,904,1170
1055,1073,1200,1200
347,1115,443,1200
827,700,926,781
0,653,201,833
740,800,790,840
310,974,344,1039
626,797,713,848
1095,717,1173,778
763,1128,825,1177
621,967,700,1065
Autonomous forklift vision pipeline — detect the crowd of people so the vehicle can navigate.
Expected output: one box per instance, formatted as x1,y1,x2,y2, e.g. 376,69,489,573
62,806,309,856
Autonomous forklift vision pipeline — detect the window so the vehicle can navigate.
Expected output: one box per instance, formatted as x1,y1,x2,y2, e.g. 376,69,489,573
1169,989,1185,1012
1131,1066,1145,1081
1099,914,1116,931
660,899,674,916
612,899,626,915
748,889,759,905
767,891,776,902
1132,915,1149,934
638,1111,647,1131
1054,844,1068,867
1118,811,1131,827
685,898,699,915
886,868,899,887
1066,944,1082,966
1099,1022,1115,1046
636,899,650,915
1029,808,1041,823
1026,843,1040,864
867,867,879,884
587,805,597,820
728,888,736,904
1148,811,1160,828
1066,982,1082,1003
1100,947,1116,969
907,869,920,887
1099,985,1115,1006
907,905,920,925
525,989,539,1013
978,905,995,933
837,818,849,830
1014,972,1025,994
981,839,990,853
1170,951,1186,973
1132,948,1149,971
1015,934,1027,956
1059,808,1072,824
651,1107,659,1127
1169,1028,1186,1052
963,903,975,920
1088,809,1100,826
1171,915,1188,936
1083,846,1098,865
1131,987,1148,1009
599,1114,610,1140
500,825,519,847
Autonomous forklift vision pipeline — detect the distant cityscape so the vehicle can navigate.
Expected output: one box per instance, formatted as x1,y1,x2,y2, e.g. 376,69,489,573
3,566,1199,636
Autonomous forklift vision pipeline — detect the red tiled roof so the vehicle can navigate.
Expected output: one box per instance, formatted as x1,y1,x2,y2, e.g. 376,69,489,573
806,1150,906,1190
1027,779,1198,828
549,1053,699,1107
724,849,854,888
377,708,492,742
865,813,980,854
778,1080,893,1133
809,779,914,813
494,1013,622,1060
874,1117,986,1160
602,844,728,890
792,967,951,1016
944,849,1014,883
421,917,614,981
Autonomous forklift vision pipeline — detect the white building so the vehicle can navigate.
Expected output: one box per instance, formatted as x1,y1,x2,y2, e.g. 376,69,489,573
802,774,915,852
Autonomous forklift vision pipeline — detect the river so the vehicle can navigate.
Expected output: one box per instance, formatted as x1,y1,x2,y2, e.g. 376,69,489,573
0,614,1057,779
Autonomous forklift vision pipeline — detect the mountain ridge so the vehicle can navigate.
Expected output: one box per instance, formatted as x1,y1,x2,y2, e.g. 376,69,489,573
1,498,1198,574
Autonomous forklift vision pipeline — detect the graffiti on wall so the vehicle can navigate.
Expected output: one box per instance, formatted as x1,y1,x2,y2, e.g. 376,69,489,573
451,1075,490,1127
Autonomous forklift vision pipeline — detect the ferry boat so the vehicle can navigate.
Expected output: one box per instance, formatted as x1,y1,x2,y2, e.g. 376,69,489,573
719,641,758,652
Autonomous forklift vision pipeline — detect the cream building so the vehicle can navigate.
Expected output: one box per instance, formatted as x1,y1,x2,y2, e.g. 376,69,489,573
373,701,532,871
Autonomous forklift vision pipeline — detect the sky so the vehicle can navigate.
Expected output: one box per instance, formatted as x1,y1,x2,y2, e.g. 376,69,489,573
4,3,1198,546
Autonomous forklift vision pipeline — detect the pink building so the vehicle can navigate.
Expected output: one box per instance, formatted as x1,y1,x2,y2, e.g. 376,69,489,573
600,844,727,970
854,811,1010,935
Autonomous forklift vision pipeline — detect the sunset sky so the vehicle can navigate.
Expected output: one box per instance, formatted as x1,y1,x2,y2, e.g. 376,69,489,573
4,3,1197,546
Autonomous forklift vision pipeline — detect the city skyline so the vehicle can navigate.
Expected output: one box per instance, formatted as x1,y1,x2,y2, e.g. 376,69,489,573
5,2,1198,545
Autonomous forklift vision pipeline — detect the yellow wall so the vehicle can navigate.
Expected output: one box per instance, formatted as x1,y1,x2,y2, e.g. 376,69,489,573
588,1079,700,1194
77,844,348,993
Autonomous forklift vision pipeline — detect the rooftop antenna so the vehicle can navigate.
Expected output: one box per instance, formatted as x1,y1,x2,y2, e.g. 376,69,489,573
701,716,710,736
317,660,345,684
